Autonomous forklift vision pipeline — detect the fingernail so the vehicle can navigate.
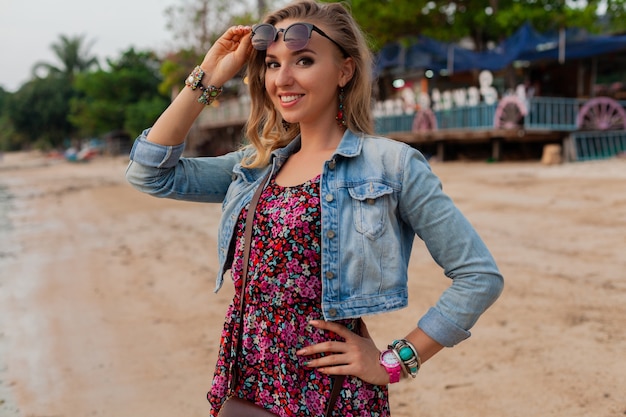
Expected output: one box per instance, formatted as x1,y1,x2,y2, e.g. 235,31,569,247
302,361,310,367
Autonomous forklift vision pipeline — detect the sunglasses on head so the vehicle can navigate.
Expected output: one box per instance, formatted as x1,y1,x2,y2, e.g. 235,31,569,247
251,22,349,57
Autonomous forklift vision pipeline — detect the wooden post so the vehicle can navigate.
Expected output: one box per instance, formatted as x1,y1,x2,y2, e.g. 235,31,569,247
562,135,576,162
491,138,502,161
437,141,445,161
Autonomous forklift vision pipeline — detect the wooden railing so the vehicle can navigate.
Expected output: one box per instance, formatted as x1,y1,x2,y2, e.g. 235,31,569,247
524,97,584,130
569,130,626,160
198,97,603,132
197,98,250,128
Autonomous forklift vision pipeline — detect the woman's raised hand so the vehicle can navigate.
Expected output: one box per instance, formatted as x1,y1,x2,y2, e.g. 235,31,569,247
296,320,391,386
201,25,253,88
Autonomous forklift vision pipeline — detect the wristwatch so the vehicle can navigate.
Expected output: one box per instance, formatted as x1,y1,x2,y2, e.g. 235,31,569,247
379,349,402,384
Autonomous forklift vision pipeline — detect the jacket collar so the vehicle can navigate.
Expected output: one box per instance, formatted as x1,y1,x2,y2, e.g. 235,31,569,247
271,129,364,166
334,129,364,158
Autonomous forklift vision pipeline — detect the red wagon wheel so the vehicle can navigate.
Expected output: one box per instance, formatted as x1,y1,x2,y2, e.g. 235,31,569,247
577,97,626,130
493,96,527,129
412,109,438,132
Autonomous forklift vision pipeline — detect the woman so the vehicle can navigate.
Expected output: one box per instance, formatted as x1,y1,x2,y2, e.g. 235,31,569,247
126,1,504,415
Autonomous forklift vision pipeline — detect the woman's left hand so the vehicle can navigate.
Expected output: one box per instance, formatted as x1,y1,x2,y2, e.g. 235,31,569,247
296,320,390,386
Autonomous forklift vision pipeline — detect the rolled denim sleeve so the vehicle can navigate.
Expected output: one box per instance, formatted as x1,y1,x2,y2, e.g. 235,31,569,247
401,149,504,347
126,129,243,203
418,307,473,347
128,129,185,168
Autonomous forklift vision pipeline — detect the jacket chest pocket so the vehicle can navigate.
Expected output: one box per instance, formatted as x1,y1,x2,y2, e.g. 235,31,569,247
348,182,394,239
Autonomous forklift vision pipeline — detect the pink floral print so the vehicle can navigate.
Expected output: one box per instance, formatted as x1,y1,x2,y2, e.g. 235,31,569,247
208,174,388,416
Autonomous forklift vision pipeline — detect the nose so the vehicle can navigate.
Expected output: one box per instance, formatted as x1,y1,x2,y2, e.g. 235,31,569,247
274,63,293,87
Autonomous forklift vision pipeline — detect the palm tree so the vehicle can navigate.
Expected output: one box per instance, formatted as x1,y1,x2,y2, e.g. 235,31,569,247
32,34,99,81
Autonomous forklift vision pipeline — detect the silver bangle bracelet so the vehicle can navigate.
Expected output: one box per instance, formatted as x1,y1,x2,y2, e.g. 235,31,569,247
390,339,421,378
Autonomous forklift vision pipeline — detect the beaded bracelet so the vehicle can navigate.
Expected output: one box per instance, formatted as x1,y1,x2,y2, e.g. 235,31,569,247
184,65,223,106
390,339,421,378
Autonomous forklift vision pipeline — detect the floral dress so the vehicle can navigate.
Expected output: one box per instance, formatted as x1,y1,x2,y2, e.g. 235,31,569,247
207,174,389,416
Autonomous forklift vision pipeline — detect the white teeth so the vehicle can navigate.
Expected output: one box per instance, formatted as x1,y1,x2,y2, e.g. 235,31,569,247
281,95,301,103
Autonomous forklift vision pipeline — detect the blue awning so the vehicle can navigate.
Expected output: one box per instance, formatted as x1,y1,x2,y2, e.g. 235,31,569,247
375,23,626,75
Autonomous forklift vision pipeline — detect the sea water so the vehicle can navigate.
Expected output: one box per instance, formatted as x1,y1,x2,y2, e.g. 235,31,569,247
0,183,13,223
0,184,14,258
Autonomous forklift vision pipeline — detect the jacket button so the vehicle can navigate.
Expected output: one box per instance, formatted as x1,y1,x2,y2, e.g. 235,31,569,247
326,230,336,239
328,308,338,317
325,271,335,279
231,173,237,181
325,194,334,202
367,198,375,205
328,160,336,169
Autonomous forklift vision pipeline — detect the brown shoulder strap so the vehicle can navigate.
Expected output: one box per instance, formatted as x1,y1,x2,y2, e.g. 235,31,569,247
324,318,361,415
325,375,345,417
229,171,270,393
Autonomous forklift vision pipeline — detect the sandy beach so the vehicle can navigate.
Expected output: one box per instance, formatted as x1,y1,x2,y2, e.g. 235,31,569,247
0,150,624,417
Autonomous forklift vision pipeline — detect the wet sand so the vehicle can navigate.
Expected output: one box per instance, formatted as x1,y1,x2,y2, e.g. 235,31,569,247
0,151,624,417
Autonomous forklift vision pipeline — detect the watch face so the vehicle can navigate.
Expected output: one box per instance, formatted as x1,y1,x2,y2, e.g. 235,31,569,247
381,351,400,366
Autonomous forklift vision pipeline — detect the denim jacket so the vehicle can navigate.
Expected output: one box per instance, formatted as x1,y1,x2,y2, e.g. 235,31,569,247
126,129,503,347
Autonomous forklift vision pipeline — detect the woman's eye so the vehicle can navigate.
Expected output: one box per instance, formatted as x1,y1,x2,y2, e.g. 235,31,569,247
297,57,314,66
265,61,279,69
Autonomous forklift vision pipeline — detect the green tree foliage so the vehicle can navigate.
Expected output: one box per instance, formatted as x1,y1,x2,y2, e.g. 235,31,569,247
32,34,99,81
6,76,75,150
2,34,100,150
69,48,169,139
0,88,22,151
335,0,626,50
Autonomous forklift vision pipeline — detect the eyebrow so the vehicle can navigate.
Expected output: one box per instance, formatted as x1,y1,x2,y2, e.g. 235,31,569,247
265,48,318,59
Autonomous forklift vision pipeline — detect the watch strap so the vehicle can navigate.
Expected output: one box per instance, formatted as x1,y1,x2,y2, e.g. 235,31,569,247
379,349,402,384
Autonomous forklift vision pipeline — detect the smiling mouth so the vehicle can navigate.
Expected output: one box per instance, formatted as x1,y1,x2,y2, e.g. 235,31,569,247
280,94,303,103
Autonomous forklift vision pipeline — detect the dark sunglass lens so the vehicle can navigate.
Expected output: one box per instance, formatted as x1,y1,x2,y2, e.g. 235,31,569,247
283,23,310,50
252,24,275,50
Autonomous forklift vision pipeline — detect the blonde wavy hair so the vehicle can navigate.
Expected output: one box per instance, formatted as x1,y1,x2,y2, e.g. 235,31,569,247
242,0,374,168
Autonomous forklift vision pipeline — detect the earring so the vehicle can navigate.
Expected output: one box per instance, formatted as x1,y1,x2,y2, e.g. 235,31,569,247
282,119,291,130
336,87,347,127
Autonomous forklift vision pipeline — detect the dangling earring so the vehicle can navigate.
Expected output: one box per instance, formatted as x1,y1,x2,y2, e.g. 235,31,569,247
336,87,347,127
282,119,291,130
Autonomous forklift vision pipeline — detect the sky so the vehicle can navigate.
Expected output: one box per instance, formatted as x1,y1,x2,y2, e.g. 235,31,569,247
0,0,173,92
